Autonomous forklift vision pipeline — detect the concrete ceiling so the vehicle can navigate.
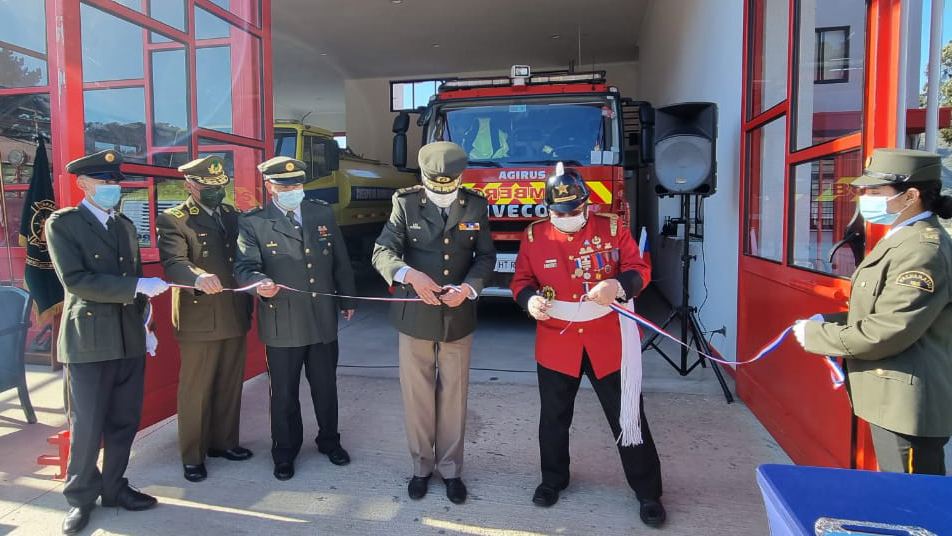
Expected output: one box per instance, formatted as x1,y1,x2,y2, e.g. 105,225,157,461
271,0,648,129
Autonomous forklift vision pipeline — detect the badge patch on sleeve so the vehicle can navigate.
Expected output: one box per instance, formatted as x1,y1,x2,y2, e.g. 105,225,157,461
896,271,935,293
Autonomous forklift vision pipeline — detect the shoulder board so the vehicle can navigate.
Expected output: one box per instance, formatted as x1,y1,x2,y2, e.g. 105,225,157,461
397,185,424,196
594,213,620,236
460,187,485,198
919,227,942,246
164,207,186,219
526,218,546,243
221,204,239,213
305,198,329,206
242,206,264,216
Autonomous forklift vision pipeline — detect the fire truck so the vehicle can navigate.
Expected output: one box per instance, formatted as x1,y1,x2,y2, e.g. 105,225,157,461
393,65,652,296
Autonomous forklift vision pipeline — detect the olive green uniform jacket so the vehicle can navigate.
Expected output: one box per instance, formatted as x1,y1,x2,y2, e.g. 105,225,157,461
234,200,356,347
46,205,147,364
372,186,496,342
804,215,952,436
156,197,252,341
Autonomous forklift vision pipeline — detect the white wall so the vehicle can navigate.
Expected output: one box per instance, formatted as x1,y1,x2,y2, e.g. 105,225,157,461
345,61,640,165
637,0,745,361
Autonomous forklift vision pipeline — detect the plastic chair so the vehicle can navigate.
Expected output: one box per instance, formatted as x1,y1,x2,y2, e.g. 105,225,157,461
0,285,37,423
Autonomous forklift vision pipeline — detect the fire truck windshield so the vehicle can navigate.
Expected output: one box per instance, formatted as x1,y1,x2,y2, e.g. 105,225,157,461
431,97,620,167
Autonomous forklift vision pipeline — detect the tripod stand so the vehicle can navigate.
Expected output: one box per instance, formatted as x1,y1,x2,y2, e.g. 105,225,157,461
641,195,733,403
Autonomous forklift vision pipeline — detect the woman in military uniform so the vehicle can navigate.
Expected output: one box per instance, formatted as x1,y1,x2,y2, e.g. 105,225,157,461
794,148,952,475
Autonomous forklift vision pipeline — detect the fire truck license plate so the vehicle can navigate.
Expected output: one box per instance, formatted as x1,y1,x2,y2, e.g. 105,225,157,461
495,253,517,273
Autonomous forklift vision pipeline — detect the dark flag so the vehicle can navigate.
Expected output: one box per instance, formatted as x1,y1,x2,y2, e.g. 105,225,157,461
18,136,63,324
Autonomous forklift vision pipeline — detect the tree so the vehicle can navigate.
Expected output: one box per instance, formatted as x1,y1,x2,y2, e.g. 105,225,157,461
0,49,43,89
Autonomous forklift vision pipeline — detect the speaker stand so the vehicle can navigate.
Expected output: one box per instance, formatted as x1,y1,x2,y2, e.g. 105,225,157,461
641,195,733,403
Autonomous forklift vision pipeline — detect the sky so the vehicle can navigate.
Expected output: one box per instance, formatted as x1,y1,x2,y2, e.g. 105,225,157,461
918,1,952,94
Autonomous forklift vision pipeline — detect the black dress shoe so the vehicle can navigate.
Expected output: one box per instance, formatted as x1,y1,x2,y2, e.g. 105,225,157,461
207,447,253,461
318,445,351,466
62,505,93,534
443,478,467,504
183,463,207,482
532,483,565,507
274,462,295,481
101,486,157,511
407,474,431,500
639,498,667,527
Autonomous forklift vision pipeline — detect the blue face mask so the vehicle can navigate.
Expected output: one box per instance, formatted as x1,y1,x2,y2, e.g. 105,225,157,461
90,183,122,210
859,192,907,225
274,188,305,210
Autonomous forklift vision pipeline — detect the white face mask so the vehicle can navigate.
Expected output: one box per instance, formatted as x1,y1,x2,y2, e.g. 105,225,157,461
551,212,587,233
425,189,459,209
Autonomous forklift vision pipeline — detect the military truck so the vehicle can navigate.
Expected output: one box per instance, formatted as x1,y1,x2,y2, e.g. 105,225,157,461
274,121,418,267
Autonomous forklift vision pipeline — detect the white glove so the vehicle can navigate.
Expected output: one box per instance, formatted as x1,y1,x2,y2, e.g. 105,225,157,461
528,295,551,321
145,330,158,357
792,321,807,347
136,277,170,297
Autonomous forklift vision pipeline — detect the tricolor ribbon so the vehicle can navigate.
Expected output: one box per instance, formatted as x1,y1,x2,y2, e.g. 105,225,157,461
608,302,845,389
167,280,464,302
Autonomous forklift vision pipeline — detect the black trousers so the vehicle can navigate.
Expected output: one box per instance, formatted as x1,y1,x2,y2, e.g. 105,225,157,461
537,355,663,501
870,423,950,475
266,342,341,463
64,357,145,507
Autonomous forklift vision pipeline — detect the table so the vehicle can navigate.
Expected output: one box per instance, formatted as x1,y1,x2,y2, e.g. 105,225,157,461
756,464,952,535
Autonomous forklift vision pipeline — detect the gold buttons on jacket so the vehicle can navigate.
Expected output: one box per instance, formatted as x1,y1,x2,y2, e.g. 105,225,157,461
305,248,311,254
312,292,317,298
443,254,450,260
307,263,313,269
309,278,315,283
323,250,329,255
444,238,450,244
119,256,124,262
86,312,92,316
567,236,574,242
578,328,584,334
94,254,99,259
269,304,274,308
228,257,233,262
193,300,199,304
443,269,450,276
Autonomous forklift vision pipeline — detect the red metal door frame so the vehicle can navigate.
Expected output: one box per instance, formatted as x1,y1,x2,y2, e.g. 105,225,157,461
737,0,903,470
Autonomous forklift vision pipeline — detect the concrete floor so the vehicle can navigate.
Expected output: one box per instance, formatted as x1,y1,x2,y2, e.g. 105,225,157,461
0,283,791,535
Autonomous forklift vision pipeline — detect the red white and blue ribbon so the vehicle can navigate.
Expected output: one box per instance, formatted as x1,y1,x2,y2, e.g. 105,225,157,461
609,302,845,389
166,280,463,302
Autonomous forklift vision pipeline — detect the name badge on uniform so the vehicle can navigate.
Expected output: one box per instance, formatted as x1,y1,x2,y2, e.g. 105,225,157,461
544,259,558,269
459,222,480,231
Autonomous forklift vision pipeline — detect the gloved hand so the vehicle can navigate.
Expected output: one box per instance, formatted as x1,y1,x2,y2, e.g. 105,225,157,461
136,277,170,297
145,330,158,357
792,320,808,348
528,295,551,321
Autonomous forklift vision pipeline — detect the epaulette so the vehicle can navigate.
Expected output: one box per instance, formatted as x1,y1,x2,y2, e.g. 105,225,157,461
221,204,237,213
306,198,330,206
460,187,486,198
165,207,186,219
920,227,942,246
526,218,546,243
594,213,619,236
243,206,263,215
397,185,424,196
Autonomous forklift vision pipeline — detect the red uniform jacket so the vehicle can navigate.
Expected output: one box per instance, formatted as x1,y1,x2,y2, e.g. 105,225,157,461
511,214,650,378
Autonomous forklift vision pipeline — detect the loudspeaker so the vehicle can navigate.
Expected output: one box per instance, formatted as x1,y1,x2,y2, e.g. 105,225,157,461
653,102,717,196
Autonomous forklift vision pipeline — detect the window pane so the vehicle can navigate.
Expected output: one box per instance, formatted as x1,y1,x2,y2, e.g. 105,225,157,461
1,190,26,248
790,150,861,276
152,151,191,169
748,0,788,117
151,49,189,147
206,0,260,26
195,5,230,39
84,87,146,163
0,0,48,88
0,93,52,185
148,0,185,30
198,137,261,209
793,2,866,149
81,3,145,82
196,46,232,132
334,135,347,149
274,128,297,157
745,117,786,261
118,182,153,248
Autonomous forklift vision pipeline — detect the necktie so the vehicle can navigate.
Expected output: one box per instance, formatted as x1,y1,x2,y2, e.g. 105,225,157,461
213,209,225,231
106,214,122,241
287,210,300,230
440,207,448,222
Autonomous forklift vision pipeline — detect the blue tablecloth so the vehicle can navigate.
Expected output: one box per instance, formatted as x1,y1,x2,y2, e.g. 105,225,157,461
756,464,952,535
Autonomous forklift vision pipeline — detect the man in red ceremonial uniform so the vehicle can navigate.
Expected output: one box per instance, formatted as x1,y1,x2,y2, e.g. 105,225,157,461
511,164,666,528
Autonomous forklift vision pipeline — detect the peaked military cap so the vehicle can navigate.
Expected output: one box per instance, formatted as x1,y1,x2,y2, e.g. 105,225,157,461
419,141,468,193
852,148,942,187
65,149,127,181
258,156,306,185
178,155,230,186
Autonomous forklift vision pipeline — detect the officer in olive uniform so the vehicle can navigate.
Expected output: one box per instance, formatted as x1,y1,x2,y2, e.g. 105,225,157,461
46,150,169,534
234,156,357,481
795,148,952,475
156,156,254,483
372,142,495,504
